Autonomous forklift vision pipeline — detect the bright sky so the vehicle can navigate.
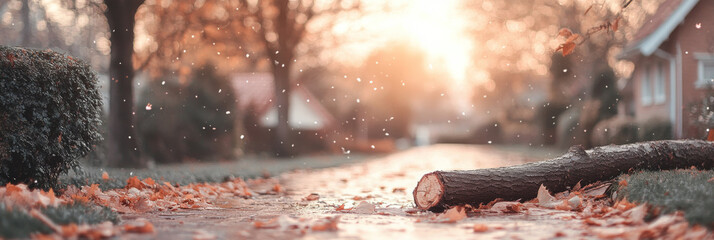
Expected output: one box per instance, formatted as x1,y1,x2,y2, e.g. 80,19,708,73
329,0,479,108
338,0,476,78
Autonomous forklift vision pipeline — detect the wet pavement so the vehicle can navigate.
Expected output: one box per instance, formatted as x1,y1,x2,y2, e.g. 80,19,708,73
119,144,621,240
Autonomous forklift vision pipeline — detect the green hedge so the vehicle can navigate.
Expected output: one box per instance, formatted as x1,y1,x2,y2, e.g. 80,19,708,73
0,46,102,189
137,65,237,163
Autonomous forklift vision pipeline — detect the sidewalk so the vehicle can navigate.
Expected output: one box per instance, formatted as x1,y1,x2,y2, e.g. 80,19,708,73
118,144,578,239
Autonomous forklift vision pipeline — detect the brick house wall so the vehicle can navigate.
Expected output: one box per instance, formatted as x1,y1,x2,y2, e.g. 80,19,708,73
626,0,714,139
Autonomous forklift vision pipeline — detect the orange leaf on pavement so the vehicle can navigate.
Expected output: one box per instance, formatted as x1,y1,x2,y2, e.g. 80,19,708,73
253,218,279,229
272,184,283,193
124,220,154,233
436,206,467,223
303,193,320,201
126,176,144,190
335,204,352,211
473,224,489,233
311,216,340,231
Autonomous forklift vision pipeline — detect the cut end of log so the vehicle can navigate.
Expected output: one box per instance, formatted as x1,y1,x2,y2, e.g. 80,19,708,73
413,172,444,210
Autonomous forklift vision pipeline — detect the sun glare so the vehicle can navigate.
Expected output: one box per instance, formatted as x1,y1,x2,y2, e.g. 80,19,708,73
333,0,476,87
402,0,474,86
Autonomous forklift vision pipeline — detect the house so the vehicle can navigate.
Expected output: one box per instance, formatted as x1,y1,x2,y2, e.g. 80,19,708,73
231,73,336,153
618,0,714,139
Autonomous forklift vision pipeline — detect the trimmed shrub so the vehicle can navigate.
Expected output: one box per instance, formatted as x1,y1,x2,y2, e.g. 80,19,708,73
556,106,589,148
537,101,567,145
137,65,237,163
0,46,102,189
591,117,638,147
688,87,714,139
638,119,672,141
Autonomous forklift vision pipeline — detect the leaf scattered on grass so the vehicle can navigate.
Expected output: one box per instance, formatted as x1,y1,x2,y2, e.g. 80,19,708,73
1,184,63,212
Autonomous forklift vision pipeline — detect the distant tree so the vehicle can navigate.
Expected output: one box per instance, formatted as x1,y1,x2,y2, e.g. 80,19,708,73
233,0,357,156
357,43,441,139
20,0,30,44
129,0,359,157
0,0,106,58
103,0,145,167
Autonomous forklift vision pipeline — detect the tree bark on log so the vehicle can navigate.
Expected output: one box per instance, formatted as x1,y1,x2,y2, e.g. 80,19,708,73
413,140,714,212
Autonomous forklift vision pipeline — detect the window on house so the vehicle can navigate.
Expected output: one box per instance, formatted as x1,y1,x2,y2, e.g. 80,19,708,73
695,53,714,89
654,62,666,104
641,65,653,106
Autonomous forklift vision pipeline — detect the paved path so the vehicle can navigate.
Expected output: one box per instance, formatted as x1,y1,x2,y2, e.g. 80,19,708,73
121,144,593,240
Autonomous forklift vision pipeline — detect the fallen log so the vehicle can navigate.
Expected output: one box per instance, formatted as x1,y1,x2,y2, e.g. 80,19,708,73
413,140,714,212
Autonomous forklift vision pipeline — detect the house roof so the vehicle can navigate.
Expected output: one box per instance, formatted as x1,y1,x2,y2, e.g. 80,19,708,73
231,72,335,130
232,73,275,115
619,0,699,60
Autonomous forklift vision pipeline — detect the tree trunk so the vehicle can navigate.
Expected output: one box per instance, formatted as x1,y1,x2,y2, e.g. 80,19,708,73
104,0,144,168
20,0,31,45
268,0,295,158
413,140,714,212
271,61,292,157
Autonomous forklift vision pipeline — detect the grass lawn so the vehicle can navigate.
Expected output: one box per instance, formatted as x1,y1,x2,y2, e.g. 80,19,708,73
613,169,714,227
0,203,118,238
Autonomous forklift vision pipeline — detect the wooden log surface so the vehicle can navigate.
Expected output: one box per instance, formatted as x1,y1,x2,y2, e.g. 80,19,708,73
413,140,714,212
